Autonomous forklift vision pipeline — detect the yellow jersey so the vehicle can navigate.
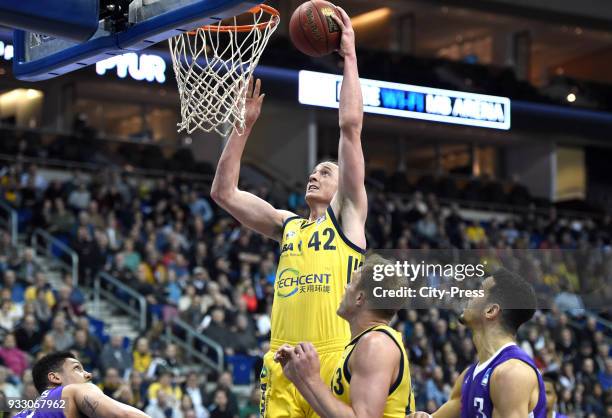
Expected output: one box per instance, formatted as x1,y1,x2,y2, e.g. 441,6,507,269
271,207,365,354
331,325,415,417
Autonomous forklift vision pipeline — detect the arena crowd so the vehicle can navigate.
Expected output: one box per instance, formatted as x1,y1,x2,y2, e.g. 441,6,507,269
0,162,610,418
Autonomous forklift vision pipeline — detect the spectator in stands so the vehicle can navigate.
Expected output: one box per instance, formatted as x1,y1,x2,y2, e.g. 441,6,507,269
68,182,91,211
183,371,209,418
127,371,147,410
69,329,99,371
238,387,259,418
35,333,56,360
599,357,612,390
13,314,42,353
47,198,75,236
199,307,234,356
211,372,238,418
0,333,29,377
425,366,450,408
100,335,132,377
0,299,22,331
207,389,234,418
1,270,25,304
132,337,153,374
145,389,183,418
24,272,55,308
32,288,53,326
47,314,74,351
148,368,182,404
98,367,123,399
0,366,20,398
230,314,258,355
148,344,182,379
13,248,39,284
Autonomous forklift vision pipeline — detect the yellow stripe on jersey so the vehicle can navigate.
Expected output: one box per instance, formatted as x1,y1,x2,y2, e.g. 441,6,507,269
271,207,365,354
331,325,415,418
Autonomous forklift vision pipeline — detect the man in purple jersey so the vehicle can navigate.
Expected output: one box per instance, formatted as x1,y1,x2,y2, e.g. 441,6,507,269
13,352,150,418
409,268,546,418
543,373,567,418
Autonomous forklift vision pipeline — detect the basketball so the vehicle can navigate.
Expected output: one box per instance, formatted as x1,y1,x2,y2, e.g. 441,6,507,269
289,0,342,57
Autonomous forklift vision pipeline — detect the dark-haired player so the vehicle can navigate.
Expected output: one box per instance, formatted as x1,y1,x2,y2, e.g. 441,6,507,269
543,373,567,418
409,268,546,418
13,351,150,418
275,254,415,417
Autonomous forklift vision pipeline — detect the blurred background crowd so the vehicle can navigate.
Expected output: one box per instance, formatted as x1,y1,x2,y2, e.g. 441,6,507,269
0,162,611,418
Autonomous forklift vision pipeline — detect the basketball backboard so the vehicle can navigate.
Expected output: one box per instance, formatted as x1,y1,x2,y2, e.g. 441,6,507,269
4,0,262,81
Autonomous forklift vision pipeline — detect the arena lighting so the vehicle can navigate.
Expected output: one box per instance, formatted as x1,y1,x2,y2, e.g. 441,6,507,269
350,7,392,29
298,70,511,130
0,41,14,61
95,52,167,83
567,93,577,103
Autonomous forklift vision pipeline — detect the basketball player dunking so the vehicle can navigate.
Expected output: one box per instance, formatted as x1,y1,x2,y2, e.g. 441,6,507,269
409,268,546,418
211,8,366,418
13,352,150,418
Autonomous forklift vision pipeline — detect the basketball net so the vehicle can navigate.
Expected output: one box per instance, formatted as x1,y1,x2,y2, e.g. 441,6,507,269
169,5,280,137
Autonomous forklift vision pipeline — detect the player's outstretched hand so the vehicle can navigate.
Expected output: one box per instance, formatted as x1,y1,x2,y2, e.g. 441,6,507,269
407,412,432,418
330,7,355,58
279,342,321,386
244,77,265,128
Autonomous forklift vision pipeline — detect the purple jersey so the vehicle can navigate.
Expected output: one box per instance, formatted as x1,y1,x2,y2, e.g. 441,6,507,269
13,386,66,418
461,344,546,418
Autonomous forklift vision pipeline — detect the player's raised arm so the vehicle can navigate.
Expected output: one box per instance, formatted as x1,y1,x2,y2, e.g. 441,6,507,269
330,7,367,249
490,360,538,418
66,383,151,418
210,78,296,241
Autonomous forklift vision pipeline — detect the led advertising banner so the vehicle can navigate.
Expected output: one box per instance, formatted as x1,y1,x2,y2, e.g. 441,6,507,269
298,70,511,130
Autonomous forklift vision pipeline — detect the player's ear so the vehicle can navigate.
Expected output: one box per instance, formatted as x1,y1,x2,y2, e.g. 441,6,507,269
355,290,366,307
47,371,62,386
484,303,501,320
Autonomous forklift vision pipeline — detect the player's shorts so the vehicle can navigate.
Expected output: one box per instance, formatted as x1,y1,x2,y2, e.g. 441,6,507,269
259,348,343,418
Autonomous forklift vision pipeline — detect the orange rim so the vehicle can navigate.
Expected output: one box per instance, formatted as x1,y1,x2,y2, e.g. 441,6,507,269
187,4,280,34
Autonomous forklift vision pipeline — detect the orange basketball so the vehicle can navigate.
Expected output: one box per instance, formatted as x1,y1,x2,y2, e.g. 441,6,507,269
289,0,342,57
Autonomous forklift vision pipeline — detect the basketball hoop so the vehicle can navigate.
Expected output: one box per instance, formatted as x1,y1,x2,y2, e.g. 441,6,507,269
169,4,280,136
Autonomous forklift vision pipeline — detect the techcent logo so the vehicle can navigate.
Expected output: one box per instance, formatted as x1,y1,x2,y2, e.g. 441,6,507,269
275,268,332,298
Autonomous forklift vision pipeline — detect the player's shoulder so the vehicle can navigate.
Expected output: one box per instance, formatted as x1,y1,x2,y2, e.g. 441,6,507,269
62,382,102,397
354,328,402,362
491,358,538,386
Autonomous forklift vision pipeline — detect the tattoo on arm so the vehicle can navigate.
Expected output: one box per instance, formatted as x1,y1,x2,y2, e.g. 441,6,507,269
80,396,100,418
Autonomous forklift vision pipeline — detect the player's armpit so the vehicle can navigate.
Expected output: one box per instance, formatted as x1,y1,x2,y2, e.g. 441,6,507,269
67,383,151,418
349,331,401,418
431,367,468,418
490,360,537,418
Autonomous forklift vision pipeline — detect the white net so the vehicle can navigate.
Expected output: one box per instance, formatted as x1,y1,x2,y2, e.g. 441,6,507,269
168,6,280,137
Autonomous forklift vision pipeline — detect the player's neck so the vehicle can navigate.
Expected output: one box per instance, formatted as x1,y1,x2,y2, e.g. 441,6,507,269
473,326,515,364
349,313,388,340
307,203,328,221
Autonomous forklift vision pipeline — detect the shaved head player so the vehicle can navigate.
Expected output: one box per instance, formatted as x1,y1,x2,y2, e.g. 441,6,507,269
409,269,546,418
211,8,367,418
13,352,150,418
